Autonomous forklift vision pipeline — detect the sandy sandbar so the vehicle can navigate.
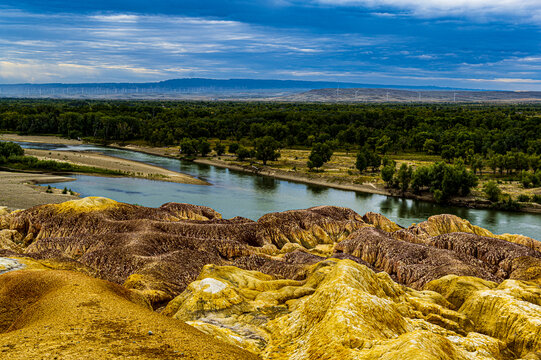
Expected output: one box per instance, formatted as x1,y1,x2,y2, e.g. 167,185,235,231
24,149,208,185
0,171,78,210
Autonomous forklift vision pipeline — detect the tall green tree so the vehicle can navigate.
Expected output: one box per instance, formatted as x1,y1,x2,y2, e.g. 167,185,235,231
255,136,280,165
308,142,333,170
355,151,367,173
214,143,225,156
228,143,239,154
179,138,198,156
198,139,211,157
483,181,501,202
396,163,413,193
381,164,396,187
235,146,251,161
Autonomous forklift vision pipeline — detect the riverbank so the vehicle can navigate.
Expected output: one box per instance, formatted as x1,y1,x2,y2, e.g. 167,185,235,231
194,158,390,195
193,157,541,214
24,149,208,185
76,140,541,214
0,171,78,210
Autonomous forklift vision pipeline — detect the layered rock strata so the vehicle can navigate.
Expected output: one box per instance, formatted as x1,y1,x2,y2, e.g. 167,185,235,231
1,197,540,359
166,259,541,359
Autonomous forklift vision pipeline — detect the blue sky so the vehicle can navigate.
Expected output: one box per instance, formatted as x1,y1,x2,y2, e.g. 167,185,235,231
0,0,540,90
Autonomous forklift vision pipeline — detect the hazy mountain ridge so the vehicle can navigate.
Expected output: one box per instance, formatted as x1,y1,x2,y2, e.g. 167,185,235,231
285,88,541,103
1,78,539,102
0,78,474,100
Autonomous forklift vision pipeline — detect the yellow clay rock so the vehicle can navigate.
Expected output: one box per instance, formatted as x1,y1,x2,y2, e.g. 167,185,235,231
54,196,119,213
167,259,520,359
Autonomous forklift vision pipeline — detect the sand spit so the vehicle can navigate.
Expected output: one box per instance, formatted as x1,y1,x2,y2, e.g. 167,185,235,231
24,148,208,185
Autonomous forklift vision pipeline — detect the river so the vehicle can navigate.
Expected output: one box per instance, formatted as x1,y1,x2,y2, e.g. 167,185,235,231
20,142,541,240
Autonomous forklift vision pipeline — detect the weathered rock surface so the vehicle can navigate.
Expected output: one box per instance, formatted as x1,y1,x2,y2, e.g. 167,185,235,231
165,259,541,359
0,265,258,360
0,197,370,306
362,211,403,232
427,275,541,358
1,197,540,359
0,257,24,274
0,206,9,216
1,197,539,299
256,206,366,252
0,229,23,252
335,227,541,288
395,214,541,252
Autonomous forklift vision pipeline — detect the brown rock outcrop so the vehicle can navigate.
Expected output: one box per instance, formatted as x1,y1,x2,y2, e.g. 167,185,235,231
362,211,403,232
1,198,371,305
395,214,541,252
336,227,501,288
0,229,23,252
336,227,541,289
2,197,540,303
256,205,366,250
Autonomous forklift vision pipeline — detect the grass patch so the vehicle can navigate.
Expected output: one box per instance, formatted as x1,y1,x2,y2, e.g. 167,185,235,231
388,152,443,162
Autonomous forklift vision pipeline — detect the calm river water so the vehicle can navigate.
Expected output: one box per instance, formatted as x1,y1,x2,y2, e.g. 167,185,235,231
20,142,541,240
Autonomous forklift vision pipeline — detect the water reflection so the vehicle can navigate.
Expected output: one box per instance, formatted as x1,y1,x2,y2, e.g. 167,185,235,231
254,176,278,192
306,184,329,195
194,162,211,175
354,191,372,200
480,211,499,227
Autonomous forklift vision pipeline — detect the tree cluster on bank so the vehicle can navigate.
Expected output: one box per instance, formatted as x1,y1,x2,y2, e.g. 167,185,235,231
381,159,478,203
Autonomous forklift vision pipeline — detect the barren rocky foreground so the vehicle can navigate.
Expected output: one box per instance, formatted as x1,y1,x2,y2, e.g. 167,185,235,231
1,197,540,359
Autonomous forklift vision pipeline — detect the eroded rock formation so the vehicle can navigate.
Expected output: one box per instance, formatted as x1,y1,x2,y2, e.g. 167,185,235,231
165,259,541,359
395,214,541,252
335,227,541,288
0,198,370,306
1,197,540,359
0,257,258,360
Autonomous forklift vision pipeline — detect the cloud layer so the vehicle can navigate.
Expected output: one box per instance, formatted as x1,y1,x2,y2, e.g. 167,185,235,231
314,0,541,21
0,2,540,90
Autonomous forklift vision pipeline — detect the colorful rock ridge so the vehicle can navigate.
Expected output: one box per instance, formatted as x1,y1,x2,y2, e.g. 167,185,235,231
0,197,539,359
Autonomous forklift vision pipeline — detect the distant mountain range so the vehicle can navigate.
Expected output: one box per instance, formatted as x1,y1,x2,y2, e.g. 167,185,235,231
0,78,540,102
0,78,471,98
284,88,541,103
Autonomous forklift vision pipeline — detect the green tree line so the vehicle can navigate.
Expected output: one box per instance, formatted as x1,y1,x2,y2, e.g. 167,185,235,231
0,100,539,159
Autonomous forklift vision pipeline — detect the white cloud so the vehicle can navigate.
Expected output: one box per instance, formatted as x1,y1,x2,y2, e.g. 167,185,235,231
90,14,139,23
315,0,541,21
0,9,357,83
468,77,541,83
0,8,539,89
0,61,99,82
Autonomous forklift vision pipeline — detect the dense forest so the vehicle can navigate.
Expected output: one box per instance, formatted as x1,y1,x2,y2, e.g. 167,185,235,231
0,99,539,159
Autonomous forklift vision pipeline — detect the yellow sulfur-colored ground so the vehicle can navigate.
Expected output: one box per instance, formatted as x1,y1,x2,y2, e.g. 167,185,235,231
0,261,259,360
166,259,541,359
